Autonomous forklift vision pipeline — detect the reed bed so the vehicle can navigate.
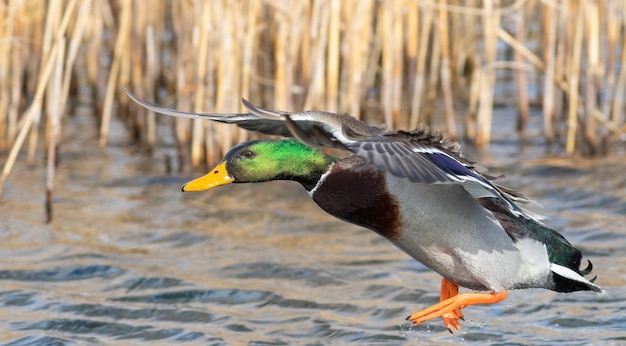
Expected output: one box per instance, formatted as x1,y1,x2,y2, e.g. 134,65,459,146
1,0,625,220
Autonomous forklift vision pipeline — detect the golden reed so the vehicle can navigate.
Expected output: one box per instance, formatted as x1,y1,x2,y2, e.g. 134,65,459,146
1,1,625,219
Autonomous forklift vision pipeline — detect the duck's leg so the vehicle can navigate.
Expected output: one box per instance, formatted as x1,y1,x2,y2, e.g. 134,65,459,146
439,278,463,331
407,288,508,330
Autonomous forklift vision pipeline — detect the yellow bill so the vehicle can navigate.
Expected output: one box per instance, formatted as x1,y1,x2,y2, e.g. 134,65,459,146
182,161,235,192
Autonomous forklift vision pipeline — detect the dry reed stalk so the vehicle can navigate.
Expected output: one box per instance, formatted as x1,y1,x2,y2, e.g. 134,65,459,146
566,3,585,155
0,1,19,152
172,0,193,170
448,2,472,83
119,23,132,124
298,3,312,108
437,0,456,140
237,0,261,142
40,0,60,67
59,0,92,126
303,0,329,110
476,0,500,147
553,0,568,142
358,0,374,120
410,1,434,129
147,2,166,148
273,3,288,110
584,0,600,153
425,20,441,124
37,0,80,159
380,4,396,129
174,79,192,171
526,6,542,105
362,1,382,101
466,56,480,139
128,2,146,140
45,0,90,220
212,1,229,161
390,1,403,128
208,1,229,161
405,0,418,127
542,3,557,143
326,0,340,113
611,5,626,130
188,30,204,167
26,2,46,98
0,42,59,195
221,1,243,156
29,0,61,163
1,3,11,151
514,2,529,136
190,2,211,167
289,1,307,110
208,52,221,164
461,0,480,140
145,24,157,148
241,0,261,110
84,1,102,107
46,36,64,223
360,2,381,122
4,54,17,150
603,1,619,117
344,0,370,119
0,0,16,152
99,0,131,149
380,4,392,128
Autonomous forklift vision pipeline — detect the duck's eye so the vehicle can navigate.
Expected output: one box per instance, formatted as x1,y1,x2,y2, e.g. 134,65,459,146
240,150,255,159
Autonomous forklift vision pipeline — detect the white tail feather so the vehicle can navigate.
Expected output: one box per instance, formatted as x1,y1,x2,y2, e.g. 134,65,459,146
550,263,604,294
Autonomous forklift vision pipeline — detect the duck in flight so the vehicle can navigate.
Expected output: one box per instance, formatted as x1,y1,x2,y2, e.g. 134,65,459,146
124,87,601,332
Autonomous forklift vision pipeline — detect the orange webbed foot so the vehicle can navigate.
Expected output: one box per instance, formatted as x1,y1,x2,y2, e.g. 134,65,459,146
439,278,463,331
441,310,463,332
407,278,508,332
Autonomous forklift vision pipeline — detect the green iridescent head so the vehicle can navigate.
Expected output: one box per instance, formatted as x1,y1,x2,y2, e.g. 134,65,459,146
182,139,335,192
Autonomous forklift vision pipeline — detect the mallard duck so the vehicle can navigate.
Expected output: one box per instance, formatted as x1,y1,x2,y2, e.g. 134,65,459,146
125,88,602,332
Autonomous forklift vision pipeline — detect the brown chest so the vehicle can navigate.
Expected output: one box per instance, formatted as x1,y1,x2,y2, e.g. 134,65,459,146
311,165,401,241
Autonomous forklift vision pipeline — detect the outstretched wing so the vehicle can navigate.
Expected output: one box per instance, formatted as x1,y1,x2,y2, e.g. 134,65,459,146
284,114,540,221
124,87,295,136
123,87,380,141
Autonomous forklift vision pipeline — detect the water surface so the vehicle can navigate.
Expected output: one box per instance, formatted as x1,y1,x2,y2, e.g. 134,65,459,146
0,109,625,345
